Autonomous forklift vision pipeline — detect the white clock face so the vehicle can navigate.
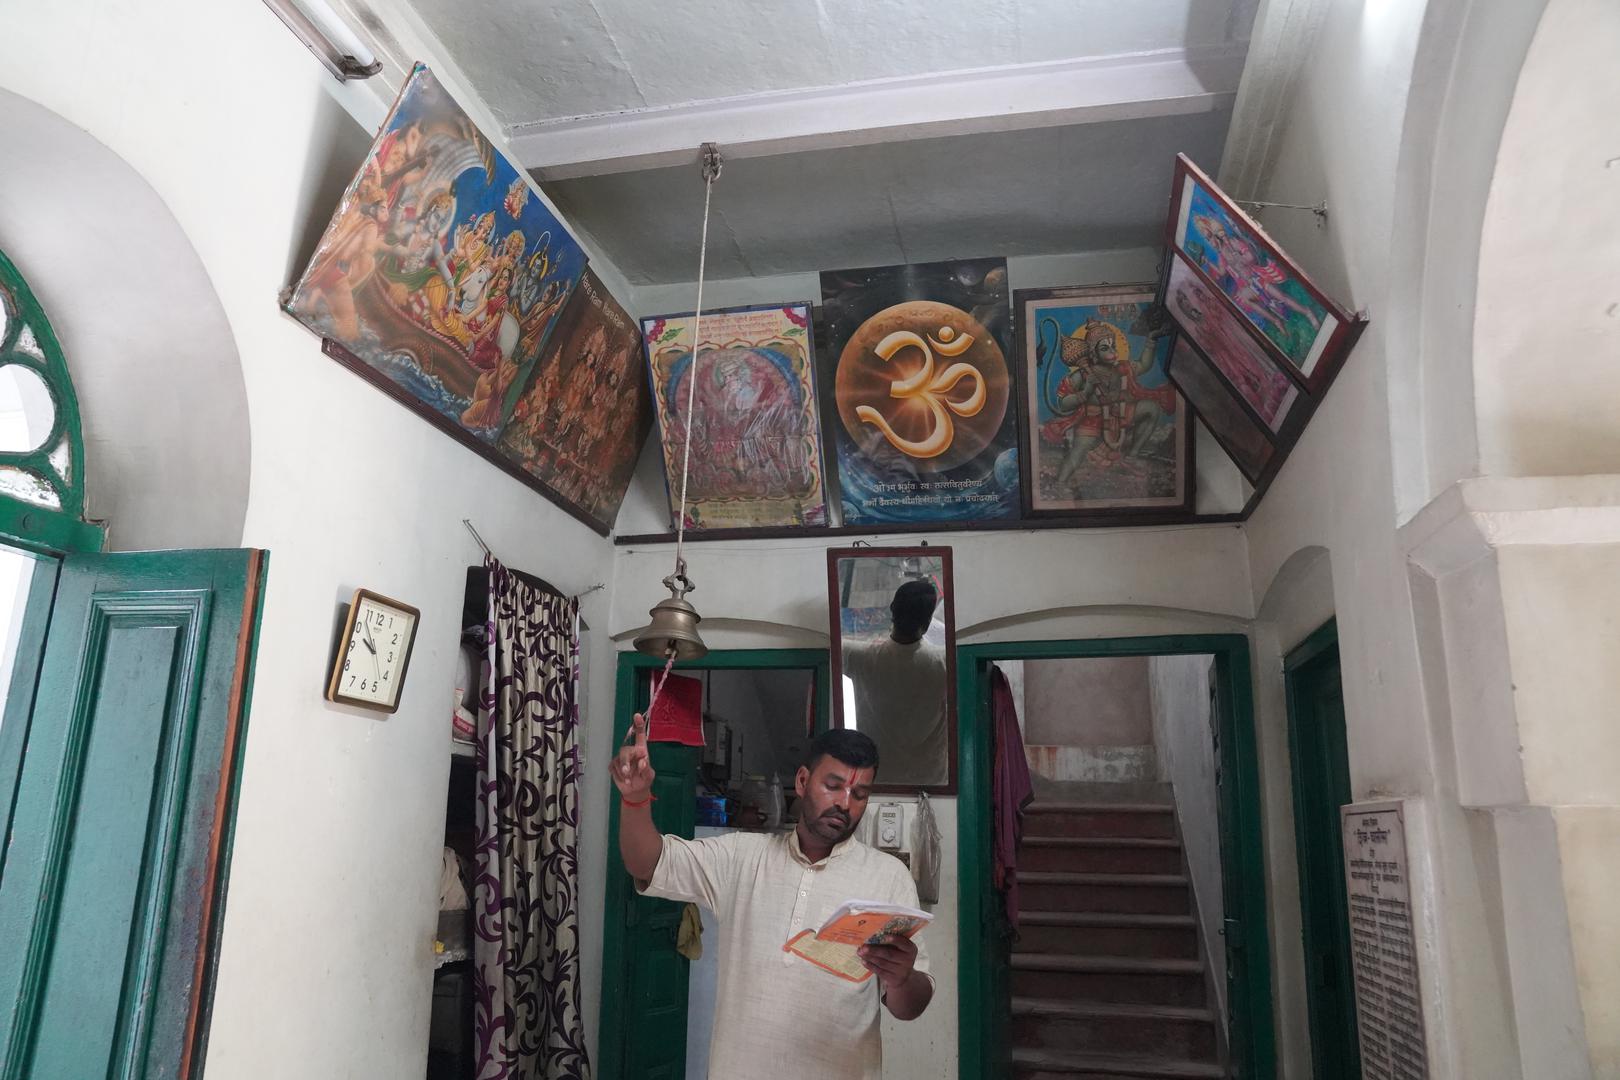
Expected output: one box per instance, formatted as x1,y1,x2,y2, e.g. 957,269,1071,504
340,597,415,707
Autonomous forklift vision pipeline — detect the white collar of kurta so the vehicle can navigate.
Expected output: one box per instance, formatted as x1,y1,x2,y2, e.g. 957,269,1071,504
787,828,858,868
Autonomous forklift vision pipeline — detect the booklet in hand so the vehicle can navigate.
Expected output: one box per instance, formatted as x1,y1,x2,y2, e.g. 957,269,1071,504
782,899,932,982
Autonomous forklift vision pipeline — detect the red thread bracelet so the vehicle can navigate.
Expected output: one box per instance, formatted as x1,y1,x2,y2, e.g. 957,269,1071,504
621,794,657,808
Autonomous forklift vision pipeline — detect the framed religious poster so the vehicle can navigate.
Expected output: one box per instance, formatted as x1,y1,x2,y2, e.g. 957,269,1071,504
819,258,1019,526
284,63,588,444
1015,284,1193,517
1163,252,1305,438
1166,334,1275,485
1165,153,1365,392
499,269,651,532
641,302,829,530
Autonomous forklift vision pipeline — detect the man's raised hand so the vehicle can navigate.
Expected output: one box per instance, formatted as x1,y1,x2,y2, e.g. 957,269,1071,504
611,712,656,803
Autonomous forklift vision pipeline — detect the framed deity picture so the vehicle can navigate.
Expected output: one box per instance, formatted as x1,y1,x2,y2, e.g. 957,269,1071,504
1165,153,1365,391
1015,284,1193,518
1162,252,1306,438
1166,334,1276,485
498,269,651,532
285,64,588,443
641,302,829,530
819,258,1020,526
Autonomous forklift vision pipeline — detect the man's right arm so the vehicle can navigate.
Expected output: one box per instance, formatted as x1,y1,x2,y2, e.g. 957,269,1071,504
612,713,663,882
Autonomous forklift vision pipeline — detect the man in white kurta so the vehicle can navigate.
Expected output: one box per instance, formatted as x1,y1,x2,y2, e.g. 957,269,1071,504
613,723,934,1080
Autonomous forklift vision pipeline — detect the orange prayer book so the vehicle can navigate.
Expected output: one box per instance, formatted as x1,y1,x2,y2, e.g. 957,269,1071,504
782,899,932,982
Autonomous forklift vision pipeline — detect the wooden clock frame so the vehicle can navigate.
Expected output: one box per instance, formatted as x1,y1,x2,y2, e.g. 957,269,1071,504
326,588,421,714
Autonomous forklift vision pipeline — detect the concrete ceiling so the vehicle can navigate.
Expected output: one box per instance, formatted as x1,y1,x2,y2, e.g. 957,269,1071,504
544,110,1230,284
406,0,1259,286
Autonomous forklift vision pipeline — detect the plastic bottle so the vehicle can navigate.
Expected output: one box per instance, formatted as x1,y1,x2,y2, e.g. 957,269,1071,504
767,773,784,830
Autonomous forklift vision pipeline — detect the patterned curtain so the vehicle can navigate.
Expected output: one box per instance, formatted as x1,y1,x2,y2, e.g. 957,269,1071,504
473,557,591,1079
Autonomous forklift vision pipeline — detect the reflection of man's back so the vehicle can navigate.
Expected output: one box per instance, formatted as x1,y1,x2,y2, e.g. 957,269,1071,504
841,580,949,787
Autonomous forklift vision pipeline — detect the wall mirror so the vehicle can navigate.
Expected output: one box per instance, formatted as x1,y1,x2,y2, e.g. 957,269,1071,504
827,545,956,794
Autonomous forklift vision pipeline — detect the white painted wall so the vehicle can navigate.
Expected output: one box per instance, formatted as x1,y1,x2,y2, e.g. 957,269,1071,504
0,5,634,1076
0,89,250,550
1147,653,1225,1022
1473,0,1620,480
1232,0,1617,1074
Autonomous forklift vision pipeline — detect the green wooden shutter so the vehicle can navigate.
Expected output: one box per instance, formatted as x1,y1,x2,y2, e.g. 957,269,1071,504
0,548,266,1080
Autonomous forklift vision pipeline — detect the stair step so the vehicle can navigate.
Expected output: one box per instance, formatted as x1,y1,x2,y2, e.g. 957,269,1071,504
1014,917,1198,959
1022,872,1191,915
1022,836,1181,848
1011,996,1219,1060
1022,872,1189,887
1027,802,1177,814
1011,1047,1225,1079
1012,997,1214,1022
1020,836,1184,874
1010,953,1207,1005
1023,804,1177,839
1021,912,1197,928
1012,954,1202,976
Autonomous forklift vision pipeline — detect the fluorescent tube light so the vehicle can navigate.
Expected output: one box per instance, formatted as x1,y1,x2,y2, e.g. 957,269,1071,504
264,0,383,81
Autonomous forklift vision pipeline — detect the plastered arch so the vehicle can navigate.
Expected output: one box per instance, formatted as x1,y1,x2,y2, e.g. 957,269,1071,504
0,89,249,550
1472,0,1620,479
1383,0,1550,521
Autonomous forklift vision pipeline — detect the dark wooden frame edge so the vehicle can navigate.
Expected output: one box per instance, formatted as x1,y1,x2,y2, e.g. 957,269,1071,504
824,545,959,796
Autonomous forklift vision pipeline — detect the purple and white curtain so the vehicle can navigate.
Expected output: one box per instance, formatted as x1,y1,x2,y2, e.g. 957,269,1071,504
474,557,591,1079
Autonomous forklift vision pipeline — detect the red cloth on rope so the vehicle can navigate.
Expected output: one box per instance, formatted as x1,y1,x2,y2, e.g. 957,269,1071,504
648,671,704,746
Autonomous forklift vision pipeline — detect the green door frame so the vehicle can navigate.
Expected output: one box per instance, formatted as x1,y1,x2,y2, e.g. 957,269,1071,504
598,647,831,1080
956,634,1276,1079
1283,619,1361,1079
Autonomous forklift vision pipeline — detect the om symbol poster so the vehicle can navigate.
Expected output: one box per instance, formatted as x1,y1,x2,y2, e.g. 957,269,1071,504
819,259,1020,525
640,303,829,530
284,64,588,444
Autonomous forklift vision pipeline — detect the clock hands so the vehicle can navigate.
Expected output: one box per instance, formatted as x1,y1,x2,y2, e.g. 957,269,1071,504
361,619,381,681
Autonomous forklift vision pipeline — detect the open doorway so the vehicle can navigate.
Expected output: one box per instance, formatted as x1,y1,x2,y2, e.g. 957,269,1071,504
957,636,1274,1079
598,648,831,1080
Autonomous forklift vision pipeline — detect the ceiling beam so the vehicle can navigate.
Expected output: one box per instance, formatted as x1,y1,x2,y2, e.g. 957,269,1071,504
510,43,1248,181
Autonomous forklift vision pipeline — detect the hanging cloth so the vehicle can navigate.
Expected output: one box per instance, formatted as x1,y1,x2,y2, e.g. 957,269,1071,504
473,555,591,1079
911,791,942,905
991,664,1035,929
676,903,704,962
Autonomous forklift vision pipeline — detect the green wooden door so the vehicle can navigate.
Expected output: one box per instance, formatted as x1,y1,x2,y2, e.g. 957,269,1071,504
1285,622,1361,1080
621,742,699,1079
0,548,266,1080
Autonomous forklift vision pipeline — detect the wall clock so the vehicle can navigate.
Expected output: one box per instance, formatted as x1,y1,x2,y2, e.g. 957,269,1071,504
327,589,420,713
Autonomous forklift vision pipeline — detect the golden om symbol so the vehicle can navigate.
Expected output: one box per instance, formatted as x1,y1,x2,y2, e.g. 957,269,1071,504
856,325,986,458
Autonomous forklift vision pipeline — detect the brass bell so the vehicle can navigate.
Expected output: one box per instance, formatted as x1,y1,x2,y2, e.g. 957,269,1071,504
632,565,707,661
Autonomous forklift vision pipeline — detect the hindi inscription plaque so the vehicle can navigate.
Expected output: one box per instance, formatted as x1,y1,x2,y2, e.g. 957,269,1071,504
1341,800,1429,1080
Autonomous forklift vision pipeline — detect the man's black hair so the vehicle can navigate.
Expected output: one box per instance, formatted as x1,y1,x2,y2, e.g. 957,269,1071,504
890,578,938,638
803,728,879,774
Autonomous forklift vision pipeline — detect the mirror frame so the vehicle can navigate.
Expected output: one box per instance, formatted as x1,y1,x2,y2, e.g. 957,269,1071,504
826,545,957,795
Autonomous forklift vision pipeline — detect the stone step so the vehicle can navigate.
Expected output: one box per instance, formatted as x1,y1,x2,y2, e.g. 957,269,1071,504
1014,910,1198,959
1019,835,1184,875
1020,872,1191,915
1023,803,1177,840
1010,997,1218,1060
1011,1047,1226,1080
1009,954,1206,1007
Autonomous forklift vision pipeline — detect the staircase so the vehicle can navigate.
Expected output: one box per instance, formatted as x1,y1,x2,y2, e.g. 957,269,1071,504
1010,786,1226,1080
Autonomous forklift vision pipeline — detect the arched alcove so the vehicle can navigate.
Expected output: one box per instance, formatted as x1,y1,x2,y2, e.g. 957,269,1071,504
1382,0,1551,519
1473,0,1620,479
0,89,249,550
